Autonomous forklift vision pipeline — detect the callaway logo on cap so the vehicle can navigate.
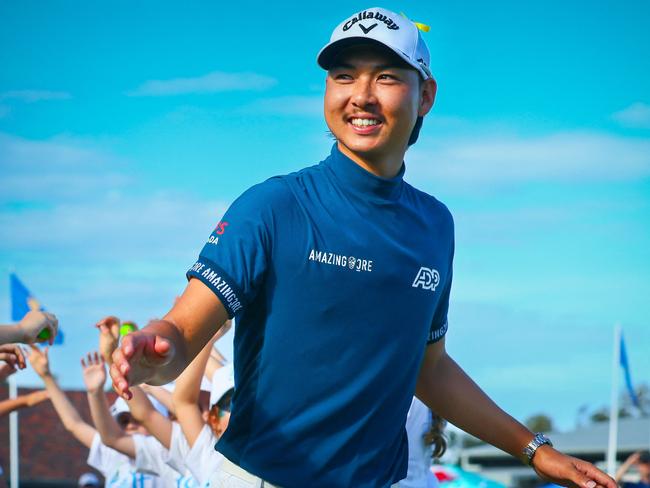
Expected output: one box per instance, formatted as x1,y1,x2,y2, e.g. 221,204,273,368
317,7,433,80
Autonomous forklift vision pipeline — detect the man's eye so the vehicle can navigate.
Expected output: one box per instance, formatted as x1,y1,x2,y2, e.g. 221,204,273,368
378,73,398,81
334,73,353,80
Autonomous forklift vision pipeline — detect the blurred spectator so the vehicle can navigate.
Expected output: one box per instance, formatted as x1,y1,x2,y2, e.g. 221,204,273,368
403,397,447,488
616,450,650,488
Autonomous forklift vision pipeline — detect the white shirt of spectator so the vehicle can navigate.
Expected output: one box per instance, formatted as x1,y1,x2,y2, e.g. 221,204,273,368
87,433,161,488
185,424,225,486
402,397,440,488
133,433,198,488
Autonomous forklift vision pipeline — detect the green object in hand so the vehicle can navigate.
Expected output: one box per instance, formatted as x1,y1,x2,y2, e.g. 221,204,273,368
120,322,136,336
37,328,51,341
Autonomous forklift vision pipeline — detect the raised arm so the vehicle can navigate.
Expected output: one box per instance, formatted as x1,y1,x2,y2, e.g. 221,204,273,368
416,339,615,488
0,390,49,417
172,336,215,447
0,311,58,345
615,452,640,483
27,345,96,448
111,279,229,399
140,384,175,416
96,316,120,366
82,351,136,458
127,385,172,449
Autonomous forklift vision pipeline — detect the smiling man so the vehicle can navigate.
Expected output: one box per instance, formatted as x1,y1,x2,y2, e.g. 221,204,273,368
110,7,616,488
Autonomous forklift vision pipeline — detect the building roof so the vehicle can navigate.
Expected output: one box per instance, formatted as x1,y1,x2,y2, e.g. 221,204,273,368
463,417,650,458
0,383,114,485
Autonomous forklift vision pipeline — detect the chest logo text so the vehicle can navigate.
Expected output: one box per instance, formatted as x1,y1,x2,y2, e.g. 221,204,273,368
308,249,373,273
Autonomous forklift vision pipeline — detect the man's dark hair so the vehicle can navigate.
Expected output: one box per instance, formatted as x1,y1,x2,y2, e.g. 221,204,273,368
408,116,423,146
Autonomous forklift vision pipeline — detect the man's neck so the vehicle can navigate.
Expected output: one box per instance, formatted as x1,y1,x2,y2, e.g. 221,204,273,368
337,141,405,179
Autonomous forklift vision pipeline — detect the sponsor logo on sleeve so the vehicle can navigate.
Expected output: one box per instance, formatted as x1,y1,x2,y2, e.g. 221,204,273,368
428,320,448,342
189,261,243,314
207,221,229,245
215,221,229,235
412,267,441,291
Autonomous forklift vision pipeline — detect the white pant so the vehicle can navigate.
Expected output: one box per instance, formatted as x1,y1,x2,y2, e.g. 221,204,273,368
211,457,400,488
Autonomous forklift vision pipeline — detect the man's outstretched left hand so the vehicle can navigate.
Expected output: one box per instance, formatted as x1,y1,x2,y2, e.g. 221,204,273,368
532,445,616,488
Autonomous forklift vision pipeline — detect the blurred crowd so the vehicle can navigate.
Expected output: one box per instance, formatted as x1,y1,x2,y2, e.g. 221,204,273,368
1,311,448,487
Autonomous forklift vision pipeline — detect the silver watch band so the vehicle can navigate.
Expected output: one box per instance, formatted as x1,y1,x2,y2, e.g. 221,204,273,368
523,433,553,465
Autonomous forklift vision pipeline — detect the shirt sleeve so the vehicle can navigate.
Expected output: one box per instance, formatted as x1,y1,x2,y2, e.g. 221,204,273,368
185,425,224,485
186,179,287,318
164,422,190,474
427,211,454,345
427,269,451,344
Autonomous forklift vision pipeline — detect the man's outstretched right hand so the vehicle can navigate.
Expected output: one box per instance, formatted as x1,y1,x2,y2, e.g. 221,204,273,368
110,331,175,400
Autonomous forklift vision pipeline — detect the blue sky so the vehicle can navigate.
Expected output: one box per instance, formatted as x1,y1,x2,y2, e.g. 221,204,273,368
1,1,649,432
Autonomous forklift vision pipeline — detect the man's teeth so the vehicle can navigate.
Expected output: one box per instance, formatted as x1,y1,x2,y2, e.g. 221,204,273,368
351,118,379,127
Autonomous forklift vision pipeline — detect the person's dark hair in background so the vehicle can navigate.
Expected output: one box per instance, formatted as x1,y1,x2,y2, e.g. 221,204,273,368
424,412,447,459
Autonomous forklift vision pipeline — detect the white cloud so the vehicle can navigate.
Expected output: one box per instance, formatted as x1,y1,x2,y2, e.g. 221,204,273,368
0,132,131,202
407,131,650,189
128,71,277,96
0,90,72,102
612,102,650,129
0,192,228,260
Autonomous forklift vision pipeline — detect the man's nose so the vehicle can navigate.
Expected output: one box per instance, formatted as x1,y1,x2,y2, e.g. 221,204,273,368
351,77,378,108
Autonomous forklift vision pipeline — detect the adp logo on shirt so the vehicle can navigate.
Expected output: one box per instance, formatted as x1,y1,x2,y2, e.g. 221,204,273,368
412,267,441,291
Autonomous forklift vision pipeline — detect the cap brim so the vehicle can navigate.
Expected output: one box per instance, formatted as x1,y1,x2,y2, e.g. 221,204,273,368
317,37,432,80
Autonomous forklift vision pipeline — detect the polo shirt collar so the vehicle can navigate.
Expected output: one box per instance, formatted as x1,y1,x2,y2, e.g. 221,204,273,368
326,143,405,201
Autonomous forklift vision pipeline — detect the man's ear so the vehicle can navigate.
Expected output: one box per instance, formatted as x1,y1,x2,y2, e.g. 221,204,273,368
418,78,437,117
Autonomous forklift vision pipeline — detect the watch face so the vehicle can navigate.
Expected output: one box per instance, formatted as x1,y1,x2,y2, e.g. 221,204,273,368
524,434,552,463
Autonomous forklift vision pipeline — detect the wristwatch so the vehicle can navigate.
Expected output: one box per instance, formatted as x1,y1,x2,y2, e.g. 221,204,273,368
523,433,553,465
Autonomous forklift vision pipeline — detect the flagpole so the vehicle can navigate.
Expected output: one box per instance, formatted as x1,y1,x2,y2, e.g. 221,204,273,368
8,375,19,488
7,272,19,488
606,323,621,476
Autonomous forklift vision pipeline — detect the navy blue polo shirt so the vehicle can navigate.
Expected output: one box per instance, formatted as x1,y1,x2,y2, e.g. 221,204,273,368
187,144,454,488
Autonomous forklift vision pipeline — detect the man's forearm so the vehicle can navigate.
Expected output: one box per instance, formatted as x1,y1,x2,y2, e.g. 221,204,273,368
416,351,533,461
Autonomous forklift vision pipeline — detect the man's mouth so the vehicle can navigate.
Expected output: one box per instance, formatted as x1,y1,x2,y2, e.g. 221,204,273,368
350,117,380,127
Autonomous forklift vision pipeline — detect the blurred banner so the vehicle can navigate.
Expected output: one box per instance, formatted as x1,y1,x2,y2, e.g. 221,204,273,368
619,332,640,409
9,272,64,345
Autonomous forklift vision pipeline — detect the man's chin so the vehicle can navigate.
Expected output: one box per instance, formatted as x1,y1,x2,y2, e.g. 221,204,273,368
339,138,385,158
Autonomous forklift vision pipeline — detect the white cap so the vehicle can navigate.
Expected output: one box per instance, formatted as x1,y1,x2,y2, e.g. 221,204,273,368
209,363,235,407
317,7,433,80
109,397,130,418
78,472,101,487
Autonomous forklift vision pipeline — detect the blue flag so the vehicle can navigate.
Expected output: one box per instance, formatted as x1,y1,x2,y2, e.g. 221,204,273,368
620,332,639,409
9,273,64,345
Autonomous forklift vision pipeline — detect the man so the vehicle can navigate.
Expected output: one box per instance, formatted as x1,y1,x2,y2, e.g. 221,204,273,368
110,7,616,488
